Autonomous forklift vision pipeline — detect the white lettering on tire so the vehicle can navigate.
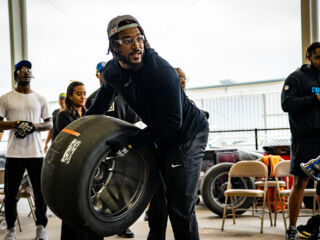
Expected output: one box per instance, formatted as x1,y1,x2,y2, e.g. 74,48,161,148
61,139,81,165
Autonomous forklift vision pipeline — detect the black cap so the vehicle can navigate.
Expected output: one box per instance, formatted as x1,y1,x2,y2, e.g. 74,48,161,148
14,60,32,71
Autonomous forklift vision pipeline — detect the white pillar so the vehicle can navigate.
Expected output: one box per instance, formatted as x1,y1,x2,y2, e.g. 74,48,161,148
311,0,319,42
301,0,311,64
8,0,28,89
301,0,319,64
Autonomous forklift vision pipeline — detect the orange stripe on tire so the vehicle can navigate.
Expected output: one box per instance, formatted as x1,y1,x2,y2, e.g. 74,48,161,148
62,128,80,137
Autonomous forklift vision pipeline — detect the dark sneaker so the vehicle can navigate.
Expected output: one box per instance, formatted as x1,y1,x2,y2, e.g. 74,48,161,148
298,215,320,240
144,210,148,221
117,228,134,238
286,227,298,240
297,224,313,239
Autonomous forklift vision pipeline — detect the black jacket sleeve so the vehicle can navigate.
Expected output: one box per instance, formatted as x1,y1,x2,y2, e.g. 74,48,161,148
124,105,141,124
281,73,318,113
85,90,98,110
86,81,116,115
55,111,72,133
112,96,141,124
86,61,119,115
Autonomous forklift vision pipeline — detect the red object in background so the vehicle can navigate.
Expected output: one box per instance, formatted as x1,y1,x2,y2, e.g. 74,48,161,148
216,151,239,164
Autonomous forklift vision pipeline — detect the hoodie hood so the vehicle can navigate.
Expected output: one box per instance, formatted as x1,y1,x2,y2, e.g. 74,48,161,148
300,64,310,71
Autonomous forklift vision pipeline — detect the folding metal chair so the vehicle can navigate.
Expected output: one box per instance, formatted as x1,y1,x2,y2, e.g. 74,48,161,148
221,160,270,233
274,160,317,231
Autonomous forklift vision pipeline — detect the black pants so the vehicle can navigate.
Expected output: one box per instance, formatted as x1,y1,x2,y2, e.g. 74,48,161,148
60,221,103,240
147,128,209,240
290,141,320,176
4,158,48,229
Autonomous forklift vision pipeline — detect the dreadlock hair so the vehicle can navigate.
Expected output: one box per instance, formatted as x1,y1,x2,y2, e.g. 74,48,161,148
306,42,320,59
107,19,150,61
65,81,85,118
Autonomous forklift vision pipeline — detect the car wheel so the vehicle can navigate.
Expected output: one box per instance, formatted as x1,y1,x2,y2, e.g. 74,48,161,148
42,115,159,236
201,162,255,217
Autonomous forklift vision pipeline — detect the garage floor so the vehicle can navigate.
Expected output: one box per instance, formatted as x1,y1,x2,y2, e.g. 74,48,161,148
0,198,314,240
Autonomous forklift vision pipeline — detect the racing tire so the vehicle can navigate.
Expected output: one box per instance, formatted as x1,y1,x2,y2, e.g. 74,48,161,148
201,162,255,217
42,115,159,236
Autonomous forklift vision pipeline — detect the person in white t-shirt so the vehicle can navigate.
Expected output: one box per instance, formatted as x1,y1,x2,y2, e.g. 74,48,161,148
0,60,52,240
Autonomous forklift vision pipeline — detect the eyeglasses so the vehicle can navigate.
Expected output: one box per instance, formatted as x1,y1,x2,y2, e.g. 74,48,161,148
179,75,187,81
17,68,32,74
115,35,145,46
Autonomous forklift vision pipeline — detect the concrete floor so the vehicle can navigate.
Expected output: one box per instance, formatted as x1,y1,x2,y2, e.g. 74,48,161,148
0,198,314,240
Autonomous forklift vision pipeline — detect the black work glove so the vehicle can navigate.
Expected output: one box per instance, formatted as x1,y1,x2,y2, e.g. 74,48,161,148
106,138,132,157
14,121,35,139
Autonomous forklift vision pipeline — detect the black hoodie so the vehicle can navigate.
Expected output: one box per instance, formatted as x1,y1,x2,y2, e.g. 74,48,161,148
281,64,320,142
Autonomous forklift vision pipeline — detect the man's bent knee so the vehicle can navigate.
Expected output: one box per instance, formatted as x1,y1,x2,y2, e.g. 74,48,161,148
292,176,309,189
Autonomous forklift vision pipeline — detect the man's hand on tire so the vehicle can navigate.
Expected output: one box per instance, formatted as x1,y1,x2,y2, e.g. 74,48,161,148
14,121,35,138
115,146,130,157
107,139,132,157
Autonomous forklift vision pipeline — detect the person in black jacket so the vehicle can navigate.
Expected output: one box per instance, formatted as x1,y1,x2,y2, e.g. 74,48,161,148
86,61,137,238
55,81,103,240
86,61,140,125
281,42,320,240
85,61,106,110
86,15,209,240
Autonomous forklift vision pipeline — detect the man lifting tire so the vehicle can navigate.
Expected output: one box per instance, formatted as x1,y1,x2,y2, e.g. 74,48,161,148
86,15,209,240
